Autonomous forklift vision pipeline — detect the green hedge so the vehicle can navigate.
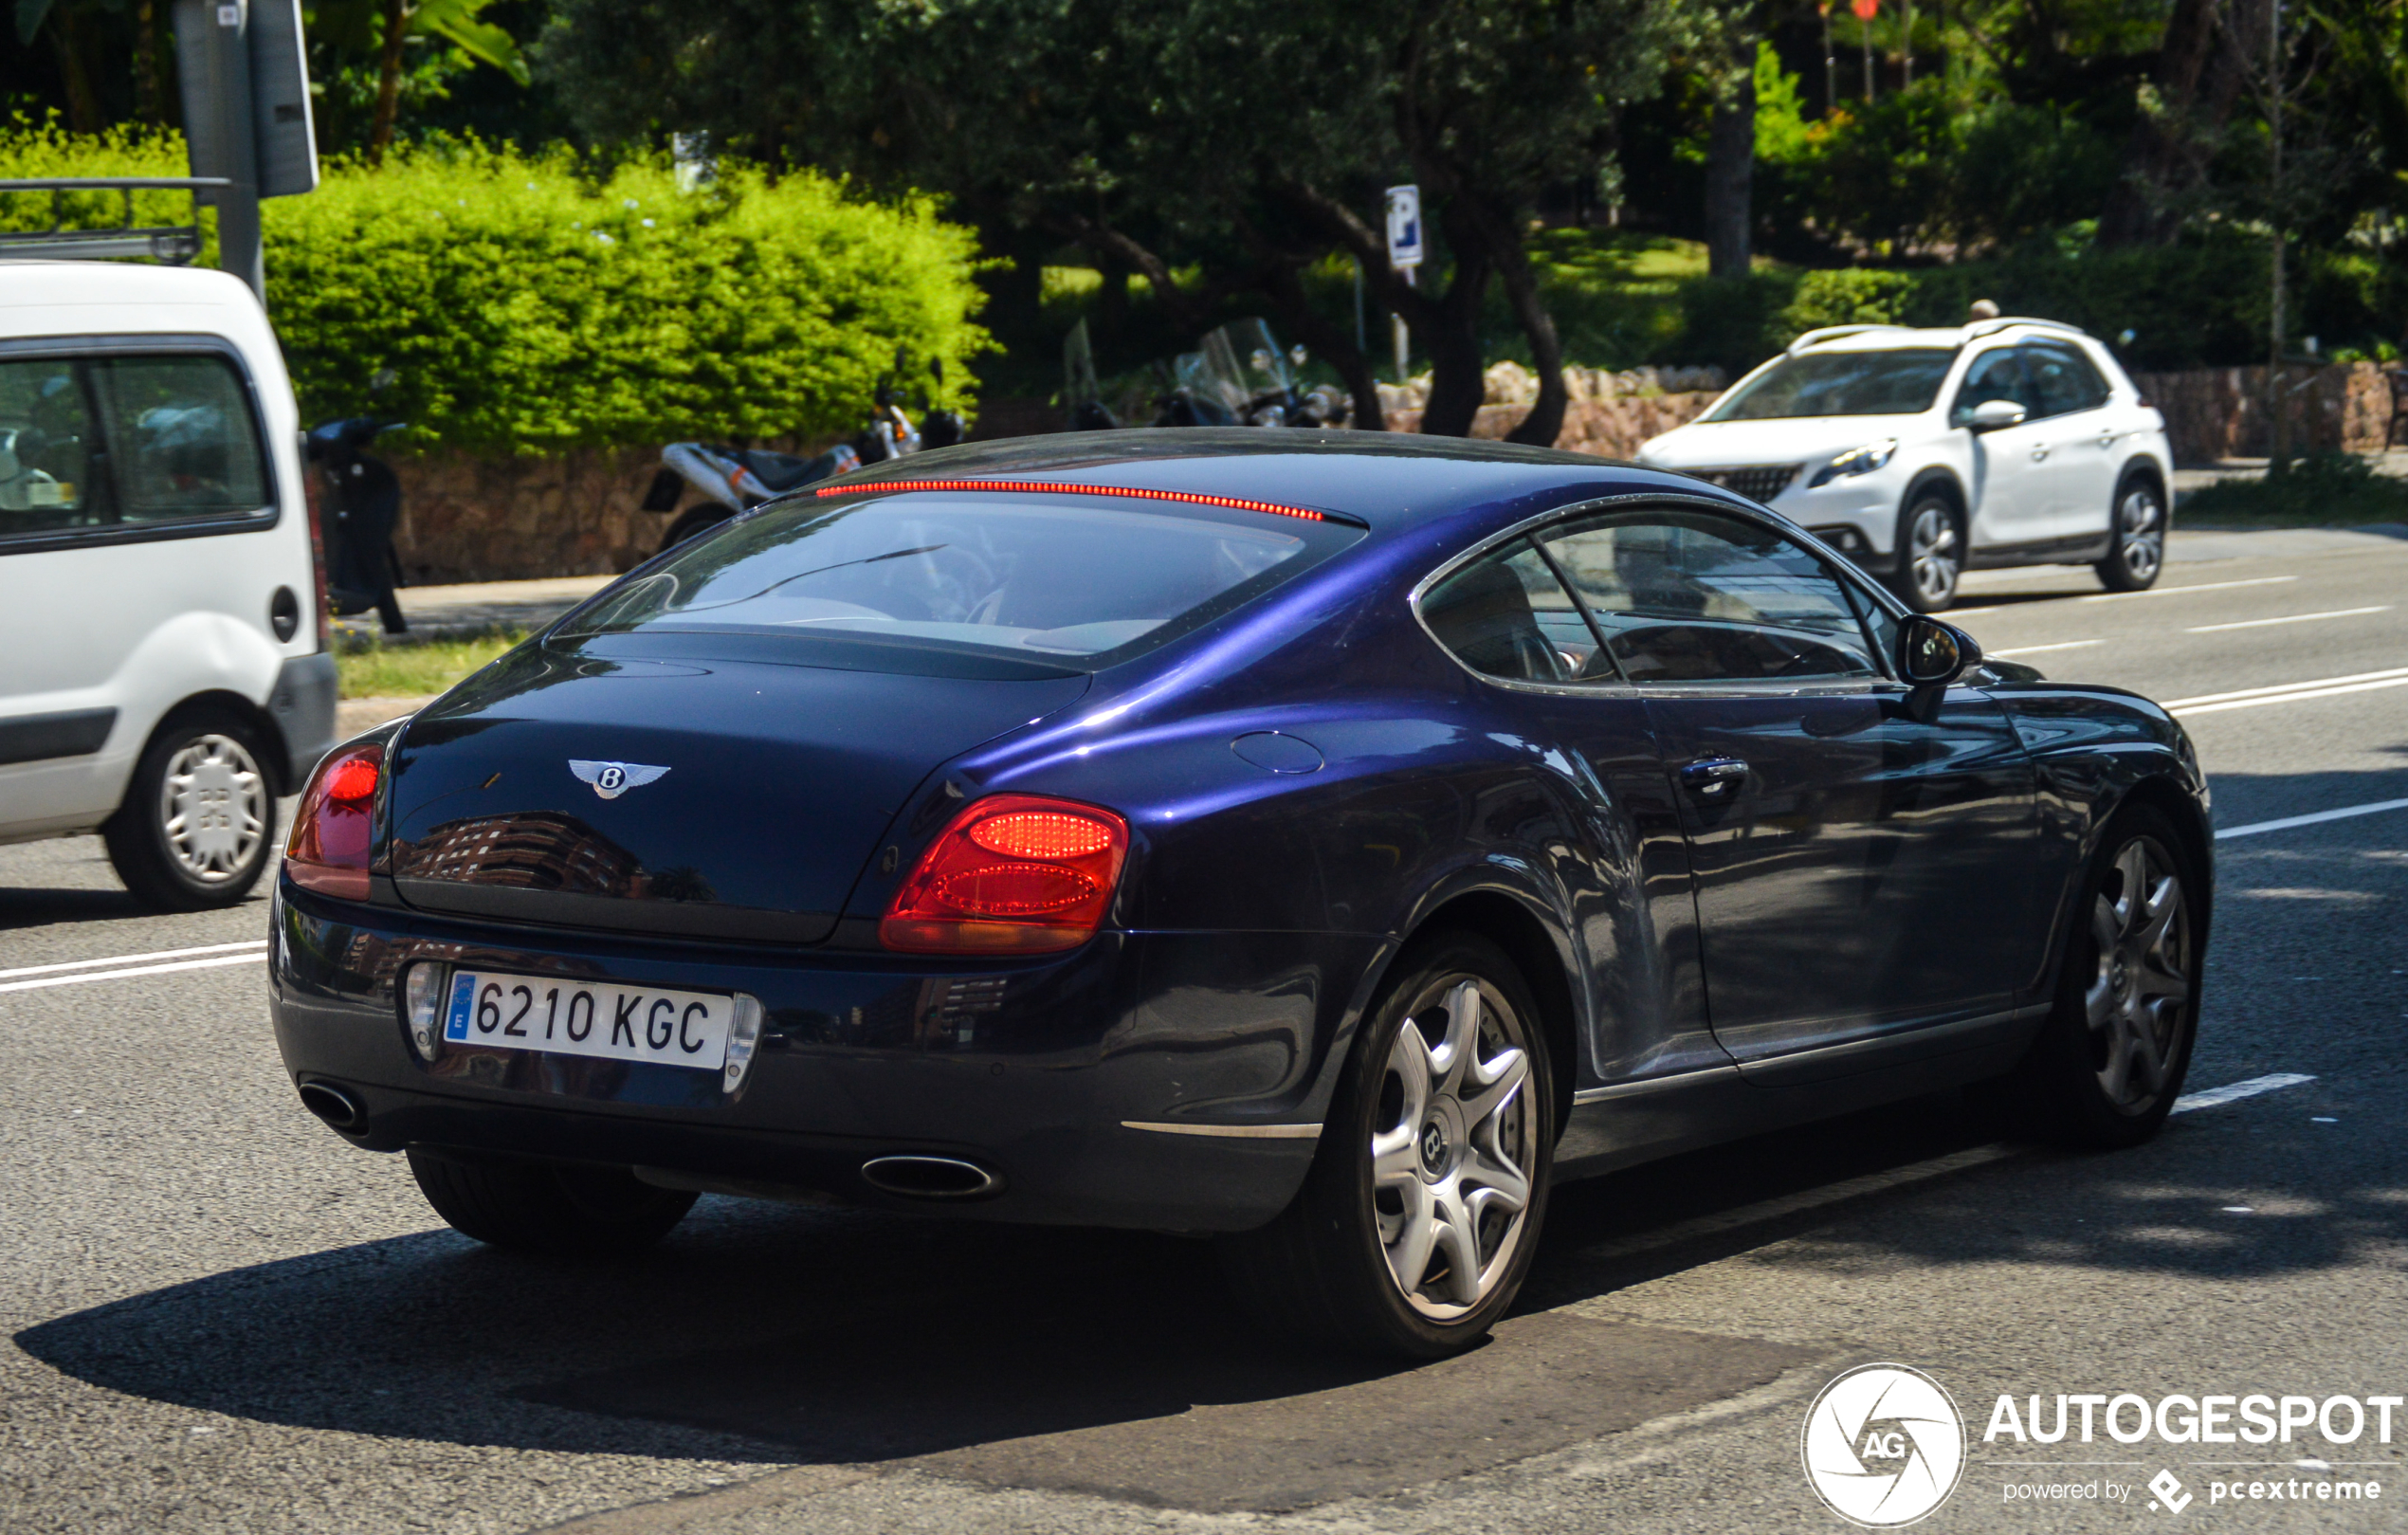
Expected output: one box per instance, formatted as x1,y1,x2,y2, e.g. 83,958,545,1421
0,122,991,455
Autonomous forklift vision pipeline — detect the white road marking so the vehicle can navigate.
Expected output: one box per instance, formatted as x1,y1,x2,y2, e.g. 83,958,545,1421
1991,641,2104,656
2217,797,2408,840
1950,575,2298,619
0,953,266,994
0,939,268,981
1568,1143,2019,1261
2187,605,2391,633
2164,666,2408,715
2077,576,2299,603
2170,1073,2316,1114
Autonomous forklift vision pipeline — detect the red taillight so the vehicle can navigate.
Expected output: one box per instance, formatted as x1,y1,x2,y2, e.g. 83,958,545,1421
882,795,1129,955
285,742,382,899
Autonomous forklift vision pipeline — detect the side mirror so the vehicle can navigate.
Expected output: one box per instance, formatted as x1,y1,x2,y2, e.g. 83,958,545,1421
1965,397,2026,432
1898,615,1981,686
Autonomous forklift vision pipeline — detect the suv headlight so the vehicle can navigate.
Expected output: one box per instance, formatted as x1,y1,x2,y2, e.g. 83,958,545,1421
1810,438,1898,487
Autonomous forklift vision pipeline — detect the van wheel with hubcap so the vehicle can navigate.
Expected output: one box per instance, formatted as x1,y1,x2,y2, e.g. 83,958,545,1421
2095,480,2166,592
1217,934,1553,1358
103,710,278,911
408,1149,698,1256
1887,494,1964,612
1990,804,2202,1148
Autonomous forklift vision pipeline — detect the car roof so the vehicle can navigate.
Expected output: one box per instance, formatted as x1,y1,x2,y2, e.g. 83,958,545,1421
1789,318,2097,356
826,429,1730,539
0,260,263,339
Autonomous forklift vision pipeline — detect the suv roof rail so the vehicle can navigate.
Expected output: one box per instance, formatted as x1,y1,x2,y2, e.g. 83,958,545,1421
1963,316,2089,342
0,177,230,265
1786,323,1913,356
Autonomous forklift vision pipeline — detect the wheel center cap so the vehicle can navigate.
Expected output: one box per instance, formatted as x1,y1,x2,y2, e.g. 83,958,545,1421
1419,1121,1449,1175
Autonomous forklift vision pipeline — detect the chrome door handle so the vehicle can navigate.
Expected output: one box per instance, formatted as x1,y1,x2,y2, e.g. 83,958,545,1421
1681,758,1749,795
2030,447,2050,461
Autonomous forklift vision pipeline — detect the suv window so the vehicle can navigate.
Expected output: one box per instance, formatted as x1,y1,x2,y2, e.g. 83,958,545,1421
2021,341,2110,417
1706,348,1958,421
1951,347,2034,426
1536,509,1880,684
0,350,272,547
0,358,100,539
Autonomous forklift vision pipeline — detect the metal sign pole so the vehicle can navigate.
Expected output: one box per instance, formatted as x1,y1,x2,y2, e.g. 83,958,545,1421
1385,184,1424,389
172,0,317,303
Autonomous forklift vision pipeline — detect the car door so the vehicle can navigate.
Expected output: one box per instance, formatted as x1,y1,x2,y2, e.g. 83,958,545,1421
1531,503,2039,1082
1950,346,2055,551
1414,536,1729,1089
2019,340,2123,542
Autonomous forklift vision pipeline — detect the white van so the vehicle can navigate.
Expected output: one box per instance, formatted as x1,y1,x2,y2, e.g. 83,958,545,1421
0,260,335,908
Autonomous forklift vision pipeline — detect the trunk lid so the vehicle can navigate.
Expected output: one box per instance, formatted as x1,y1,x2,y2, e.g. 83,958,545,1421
382,640,1090,942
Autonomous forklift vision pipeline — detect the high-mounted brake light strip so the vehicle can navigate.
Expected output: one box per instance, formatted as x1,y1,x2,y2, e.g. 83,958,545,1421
813,477,1345,524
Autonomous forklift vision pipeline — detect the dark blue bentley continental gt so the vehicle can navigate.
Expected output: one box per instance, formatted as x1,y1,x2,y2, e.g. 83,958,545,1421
270,431,2209,1357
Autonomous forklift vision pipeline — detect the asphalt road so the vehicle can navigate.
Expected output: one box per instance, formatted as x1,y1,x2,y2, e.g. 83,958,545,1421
4,525,2404,1535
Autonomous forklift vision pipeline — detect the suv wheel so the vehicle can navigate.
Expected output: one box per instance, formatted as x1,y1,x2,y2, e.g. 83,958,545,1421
2095,478,2166,592
102,710,279,911
1888,493,1964,612
1217,933,1554,1358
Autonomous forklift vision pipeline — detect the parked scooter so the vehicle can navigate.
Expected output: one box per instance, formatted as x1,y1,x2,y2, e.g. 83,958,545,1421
306,375,410,634
641,353,963,553
1067,316,1348,431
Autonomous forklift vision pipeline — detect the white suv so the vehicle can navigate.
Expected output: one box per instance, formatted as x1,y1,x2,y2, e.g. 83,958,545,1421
0,261,336,908
1635,318,2175,612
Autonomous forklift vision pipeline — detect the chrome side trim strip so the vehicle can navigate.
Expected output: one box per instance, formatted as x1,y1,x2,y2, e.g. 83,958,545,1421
1121,1121,1323,1140
1572,1064,1743,1106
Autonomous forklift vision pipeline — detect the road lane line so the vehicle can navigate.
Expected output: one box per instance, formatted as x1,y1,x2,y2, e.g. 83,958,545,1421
2175,677,2408,715
1992,641,2104,656
0,939,268,981
2165,666,2408,706
1951,576,2300,619
2216,797,2408,840
2076,576,2299,603
0,953,265,994
2186,605,2391,633
2171,1073,2316,1114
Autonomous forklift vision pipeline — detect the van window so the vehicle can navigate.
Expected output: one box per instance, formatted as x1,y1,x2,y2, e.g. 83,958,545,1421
0,358,100,538
87,356,270,522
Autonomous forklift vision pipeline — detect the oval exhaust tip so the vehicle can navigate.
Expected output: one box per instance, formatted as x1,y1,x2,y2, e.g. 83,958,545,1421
860,1154,1001,1199
297,1082,365,1129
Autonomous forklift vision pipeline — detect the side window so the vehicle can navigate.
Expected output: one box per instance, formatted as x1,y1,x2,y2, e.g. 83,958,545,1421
86,355,270,524
1421,538,1614,685
2022,341,2109,418
0,358,100,540
1536,510,1880,685
1950,348,2032,426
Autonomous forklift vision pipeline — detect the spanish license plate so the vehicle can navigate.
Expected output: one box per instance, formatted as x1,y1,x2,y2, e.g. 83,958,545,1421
442,970,732,1072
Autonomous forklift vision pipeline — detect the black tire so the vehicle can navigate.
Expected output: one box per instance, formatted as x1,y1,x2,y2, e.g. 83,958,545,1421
408,1149,697,1256
102,707,280,911
1885,491,1965,612
1995,803,2204,1148
2094,475,2168,593
660,504,733,555
1217,933,1555,1358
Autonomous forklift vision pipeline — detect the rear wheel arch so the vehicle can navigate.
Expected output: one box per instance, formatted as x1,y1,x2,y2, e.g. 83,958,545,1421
2115,456,2168,508
1393,890,1580,1142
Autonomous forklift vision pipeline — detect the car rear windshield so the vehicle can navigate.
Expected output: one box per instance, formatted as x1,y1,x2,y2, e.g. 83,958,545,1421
558,490,1361,673
1706,348,1958,420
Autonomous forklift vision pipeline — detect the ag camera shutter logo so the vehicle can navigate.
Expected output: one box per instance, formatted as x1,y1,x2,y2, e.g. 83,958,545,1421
1802,1363,1967,1526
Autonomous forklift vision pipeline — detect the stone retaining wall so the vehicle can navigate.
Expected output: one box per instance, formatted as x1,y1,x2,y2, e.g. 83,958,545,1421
2130,362,2396,463
1381,393,1722,457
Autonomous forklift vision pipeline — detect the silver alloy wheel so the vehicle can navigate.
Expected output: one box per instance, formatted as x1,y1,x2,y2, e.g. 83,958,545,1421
1906,501,1961,606
1371,975,1537,1319
156,732,268,884
2086,835,2192,1109
2116,485,2164,582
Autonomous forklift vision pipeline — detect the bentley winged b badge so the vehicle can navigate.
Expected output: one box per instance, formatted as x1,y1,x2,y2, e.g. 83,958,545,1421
569,759,671,800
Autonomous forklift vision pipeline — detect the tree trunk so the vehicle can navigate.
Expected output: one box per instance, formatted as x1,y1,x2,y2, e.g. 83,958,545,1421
135,0,162,123
1413,198,1493,438
1705,44,1757,280
2098,0,2270,247
1461,193,1566,448
368,0,410,168
51,10,103,134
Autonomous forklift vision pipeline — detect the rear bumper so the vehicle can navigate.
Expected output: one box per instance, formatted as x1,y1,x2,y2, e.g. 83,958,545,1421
268,875,1386,1232
267,651,340,789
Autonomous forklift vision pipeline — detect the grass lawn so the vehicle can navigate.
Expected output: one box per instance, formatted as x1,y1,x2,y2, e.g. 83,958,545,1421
2180,454,2408,527
336,629,525,699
